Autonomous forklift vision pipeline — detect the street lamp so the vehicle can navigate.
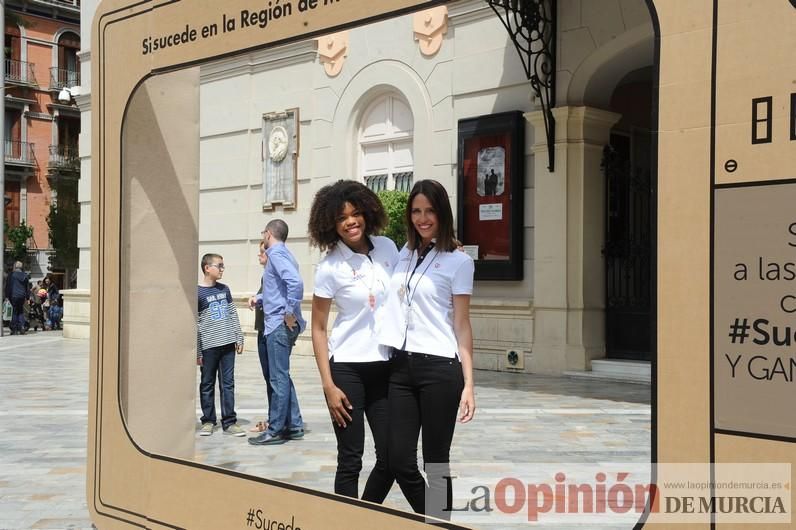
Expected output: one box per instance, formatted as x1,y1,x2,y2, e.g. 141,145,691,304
57,85,81,103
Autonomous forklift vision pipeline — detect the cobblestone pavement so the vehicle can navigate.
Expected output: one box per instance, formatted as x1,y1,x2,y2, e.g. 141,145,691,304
0,332,650,529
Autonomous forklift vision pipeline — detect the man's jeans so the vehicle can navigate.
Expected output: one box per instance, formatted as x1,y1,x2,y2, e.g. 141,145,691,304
199,344,237,430
10,297,25,333
265,323,303,436
257,331,273,421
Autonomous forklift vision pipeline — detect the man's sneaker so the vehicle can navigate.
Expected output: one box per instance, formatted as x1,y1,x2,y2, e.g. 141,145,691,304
286,428,305,440
199,423,214,436
248,432,286,446
224,424,246,437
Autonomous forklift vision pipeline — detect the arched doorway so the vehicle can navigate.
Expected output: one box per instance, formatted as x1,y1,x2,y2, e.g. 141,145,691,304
604,67,655,361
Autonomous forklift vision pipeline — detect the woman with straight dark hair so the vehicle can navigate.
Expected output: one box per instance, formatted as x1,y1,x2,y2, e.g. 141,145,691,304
379,179,475,520
308,180,397,502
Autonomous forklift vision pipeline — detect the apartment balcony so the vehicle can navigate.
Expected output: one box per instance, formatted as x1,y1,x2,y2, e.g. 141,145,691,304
23,0,80,12
49,68,80,91
44,0,80,6
48,145,79,173
5,59,37,86
5,140,36,167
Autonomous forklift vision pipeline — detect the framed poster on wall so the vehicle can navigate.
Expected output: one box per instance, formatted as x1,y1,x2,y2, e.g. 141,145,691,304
457,111,525,280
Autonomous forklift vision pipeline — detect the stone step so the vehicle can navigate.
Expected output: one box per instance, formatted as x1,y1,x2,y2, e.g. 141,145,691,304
565,359,652,385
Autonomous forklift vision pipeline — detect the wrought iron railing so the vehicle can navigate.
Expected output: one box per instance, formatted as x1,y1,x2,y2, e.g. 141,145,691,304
31,0,80,8
487,0,556,171
365,172,413,193
5,140,36,165
393,171,413,192
364,174,388,193
5,59,37,85
49,68,80,90
48,145,79,170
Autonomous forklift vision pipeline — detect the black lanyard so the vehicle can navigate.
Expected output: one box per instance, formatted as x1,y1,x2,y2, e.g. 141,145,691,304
404,242,437,299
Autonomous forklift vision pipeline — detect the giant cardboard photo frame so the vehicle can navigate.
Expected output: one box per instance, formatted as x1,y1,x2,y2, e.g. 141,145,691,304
88,0,795,528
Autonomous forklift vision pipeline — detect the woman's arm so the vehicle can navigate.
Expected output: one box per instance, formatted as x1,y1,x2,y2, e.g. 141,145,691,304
452,294,475,423
311,295,353,427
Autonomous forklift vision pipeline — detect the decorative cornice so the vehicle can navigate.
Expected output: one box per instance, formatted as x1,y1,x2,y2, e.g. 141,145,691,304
199,40,318,83
74,93,91,111
5,95,37,107
447,0,494,25
26,111,53,121
47,102,80,115
4,2,79,23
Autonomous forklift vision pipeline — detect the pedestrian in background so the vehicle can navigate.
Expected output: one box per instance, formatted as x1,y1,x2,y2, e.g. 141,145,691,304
197,253,246,437
308,180,398,501
248,219,306,446
249,240,272,434
5,262,30,335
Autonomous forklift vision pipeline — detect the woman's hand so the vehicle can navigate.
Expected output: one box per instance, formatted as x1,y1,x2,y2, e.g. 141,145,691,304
458,385,475,423
324,385,353,428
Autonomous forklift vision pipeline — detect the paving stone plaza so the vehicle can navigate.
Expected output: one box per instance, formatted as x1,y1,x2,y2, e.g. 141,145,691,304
0,332,650,529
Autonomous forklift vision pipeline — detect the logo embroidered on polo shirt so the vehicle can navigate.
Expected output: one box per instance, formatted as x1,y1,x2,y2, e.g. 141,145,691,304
435,262,441,268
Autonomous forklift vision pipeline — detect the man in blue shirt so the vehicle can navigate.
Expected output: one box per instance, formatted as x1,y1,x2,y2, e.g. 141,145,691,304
248,219,306,445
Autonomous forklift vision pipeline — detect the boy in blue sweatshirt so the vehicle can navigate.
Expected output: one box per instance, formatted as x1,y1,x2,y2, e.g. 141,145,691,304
197,253,245,437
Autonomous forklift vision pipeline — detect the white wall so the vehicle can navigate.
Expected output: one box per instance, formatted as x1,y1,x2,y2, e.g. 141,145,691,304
71,0,655,371
195,0,539,307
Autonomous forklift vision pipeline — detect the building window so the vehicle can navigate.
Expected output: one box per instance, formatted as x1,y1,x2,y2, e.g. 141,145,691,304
55,32,80,89
359,94,414,193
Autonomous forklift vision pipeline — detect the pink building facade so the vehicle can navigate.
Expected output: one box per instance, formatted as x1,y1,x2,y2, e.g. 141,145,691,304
4,0,80,287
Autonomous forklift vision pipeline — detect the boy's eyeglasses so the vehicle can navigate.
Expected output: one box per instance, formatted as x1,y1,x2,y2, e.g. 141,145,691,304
209,263,225,270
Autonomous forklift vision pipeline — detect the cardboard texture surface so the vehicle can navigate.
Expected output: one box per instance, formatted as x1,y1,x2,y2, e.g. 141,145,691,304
121,70,199,459
88,0,795,528
89,4,461,530
654,0,713,474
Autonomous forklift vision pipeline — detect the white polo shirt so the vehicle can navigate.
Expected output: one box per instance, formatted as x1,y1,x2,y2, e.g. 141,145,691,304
313,235,399,362
379,244,474,358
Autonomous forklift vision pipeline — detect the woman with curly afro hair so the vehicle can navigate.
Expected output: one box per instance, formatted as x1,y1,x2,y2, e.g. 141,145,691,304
308,180,399,502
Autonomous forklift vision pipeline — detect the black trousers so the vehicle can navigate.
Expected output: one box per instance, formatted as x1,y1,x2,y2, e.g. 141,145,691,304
388,350,464,520
10,297,25,333
330,359,394,502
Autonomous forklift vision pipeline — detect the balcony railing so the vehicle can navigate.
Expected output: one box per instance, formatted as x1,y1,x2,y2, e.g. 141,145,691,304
394,171,414,192
364,172,414,193
30,0,80,9
364,174,388,193
5,140,36,165
5,59,37,86
49,68,80,91
48,145,79,171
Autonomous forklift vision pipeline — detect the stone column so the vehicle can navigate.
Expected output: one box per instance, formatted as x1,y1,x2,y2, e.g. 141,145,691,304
525,106,620,373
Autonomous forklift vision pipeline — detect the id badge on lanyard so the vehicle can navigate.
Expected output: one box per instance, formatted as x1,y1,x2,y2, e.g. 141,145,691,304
405,304,415,329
